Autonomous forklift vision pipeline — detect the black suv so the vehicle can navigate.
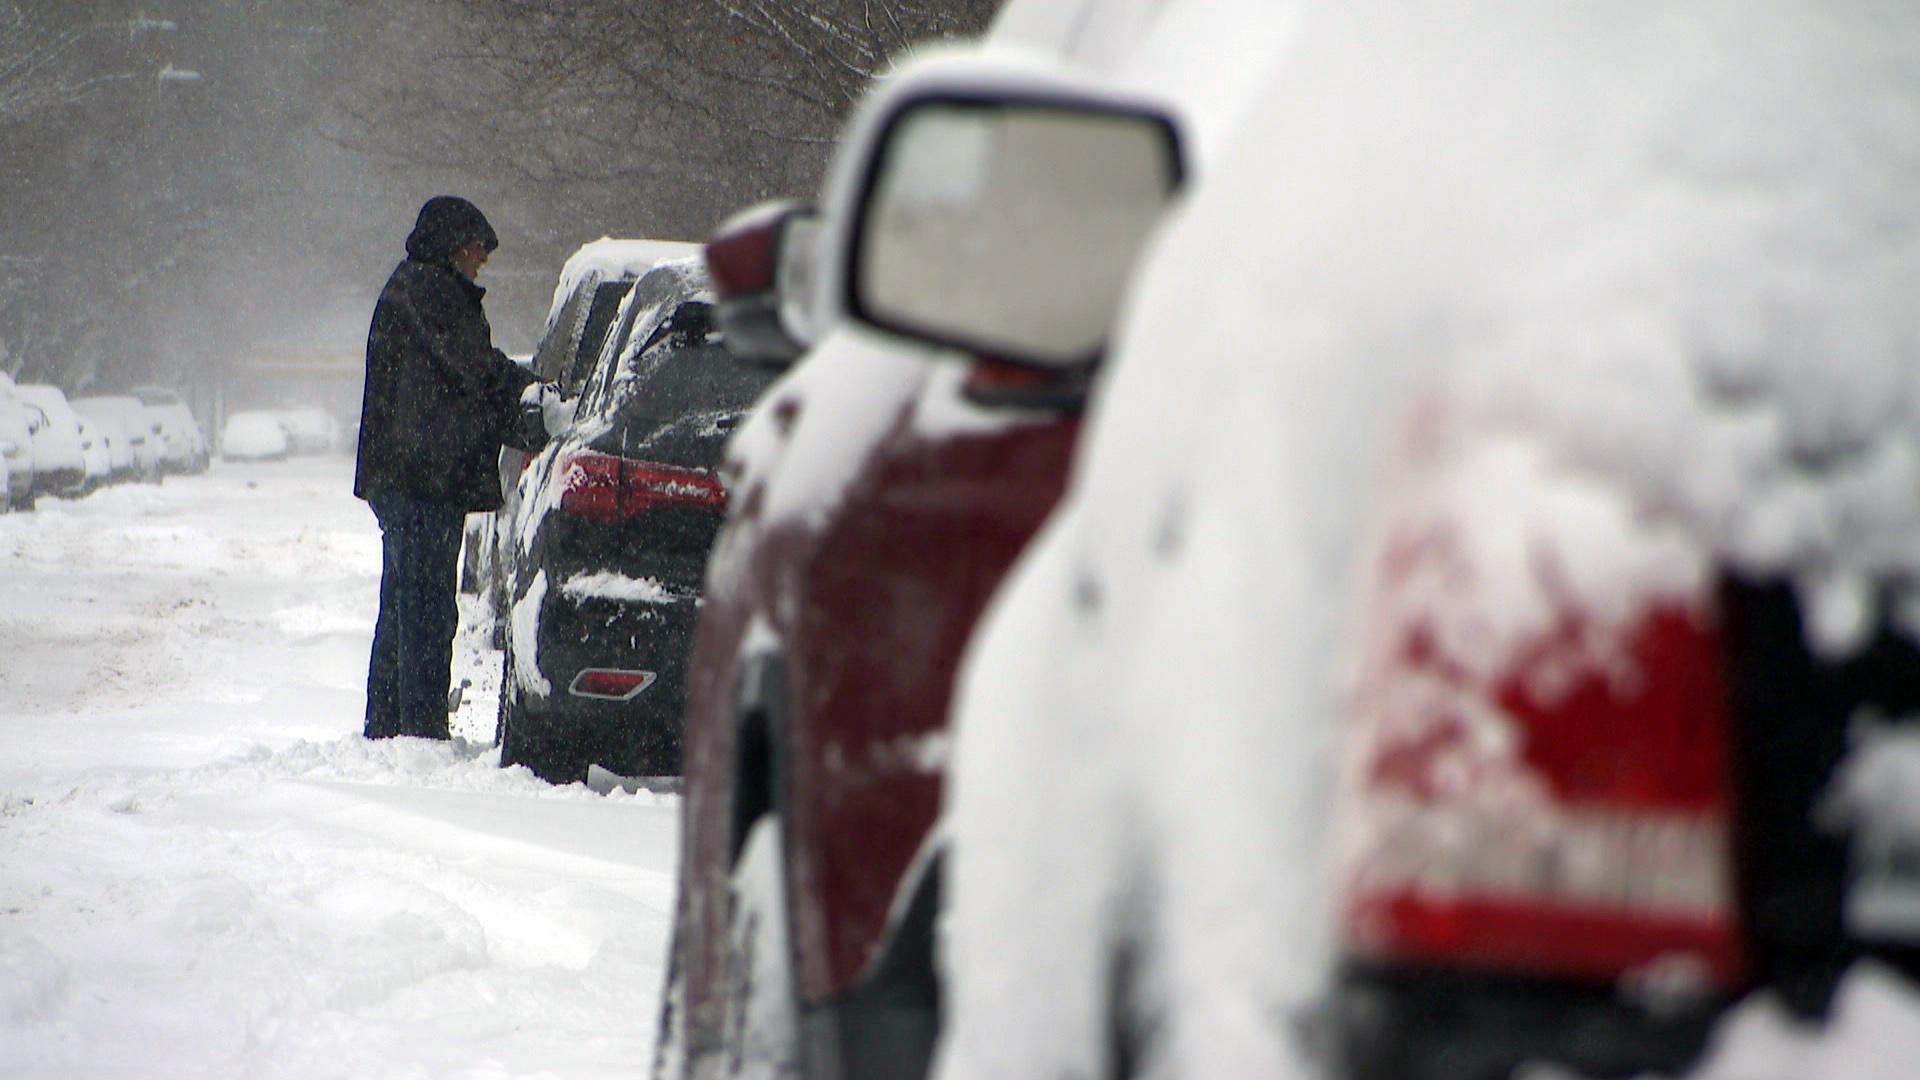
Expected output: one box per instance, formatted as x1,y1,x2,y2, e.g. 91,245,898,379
495,258,777,783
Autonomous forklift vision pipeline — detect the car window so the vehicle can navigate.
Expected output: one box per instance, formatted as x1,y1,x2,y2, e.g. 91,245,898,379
576,265,708,420
576,292,645,421
563,281,635,396
611,340,777,469
530,286,591,383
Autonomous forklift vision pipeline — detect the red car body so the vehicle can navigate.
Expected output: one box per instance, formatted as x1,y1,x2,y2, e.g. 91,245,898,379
670,337,1080,1069
660,57,1190,1079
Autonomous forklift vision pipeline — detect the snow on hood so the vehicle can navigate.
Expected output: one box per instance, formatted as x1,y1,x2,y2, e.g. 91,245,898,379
938,2,1920,1078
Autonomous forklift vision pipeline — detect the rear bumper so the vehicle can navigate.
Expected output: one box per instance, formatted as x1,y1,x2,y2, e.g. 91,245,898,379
1329,962,1723,1080
32,465,87,496
528,584,699,775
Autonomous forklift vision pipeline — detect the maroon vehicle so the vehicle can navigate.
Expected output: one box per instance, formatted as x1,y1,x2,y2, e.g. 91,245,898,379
655,62,1186,1080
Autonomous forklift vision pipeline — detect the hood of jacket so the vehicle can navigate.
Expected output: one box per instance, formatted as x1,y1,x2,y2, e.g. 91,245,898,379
404,195,498,264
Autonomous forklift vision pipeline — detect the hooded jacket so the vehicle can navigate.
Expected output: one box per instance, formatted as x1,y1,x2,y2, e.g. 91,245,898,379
353,197,537,511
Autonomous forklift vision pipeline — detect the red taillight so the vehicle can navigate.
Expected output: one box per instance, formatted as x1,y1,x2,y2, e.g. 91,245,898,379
1340,511,1746,993
556,450,726,523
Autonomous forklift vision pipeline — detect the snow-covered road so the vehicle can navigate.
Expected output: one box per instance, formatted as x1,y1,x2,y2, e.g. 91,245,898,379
0,458,677,1079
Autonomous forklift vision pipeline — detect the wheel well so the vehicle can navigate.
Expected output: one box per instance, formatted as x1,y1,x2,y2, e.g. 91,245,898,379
729,651,785,866
864,845,941,1007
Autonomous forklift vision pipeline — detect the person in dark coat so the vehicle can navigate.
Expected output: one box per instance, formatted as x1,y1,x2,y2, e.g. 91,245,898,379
355,195,539,740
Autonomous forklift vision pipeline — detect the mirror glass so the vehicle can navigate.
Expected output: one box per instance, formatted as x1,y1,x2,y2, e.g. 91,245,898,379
777,212,823,347
854,99,1180,368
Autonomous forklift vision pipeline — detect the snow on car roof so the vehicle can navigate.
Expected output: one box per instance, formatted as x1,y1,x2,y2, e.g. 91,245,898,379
539,237,702,343
15,384,81,423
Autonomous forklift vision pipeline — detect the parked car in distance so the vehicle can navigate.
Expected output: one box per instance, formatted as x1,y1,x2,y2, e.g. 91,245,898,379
0,382,38,509
655,48,1189,1080
467,237,704,643
276,406,341,455
77,408,136,484
220,410,291,462
72,396,164,483
74,416,115,489
496,256,777,785
127,385,210,474
13,384,88,499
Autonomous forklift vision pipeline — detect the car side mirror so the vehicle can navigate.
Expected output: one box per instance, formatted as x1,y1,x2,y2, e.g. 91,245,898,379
705,200,820,367
842,91,1184,371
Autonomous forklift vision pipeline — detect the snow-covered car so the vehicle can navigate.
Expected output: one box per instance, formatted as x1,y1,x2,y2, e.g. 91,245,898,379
0,382,37,509
921,4,1920,1080
13,384,89,498
495,258,776,784
275,406,341,455
220,410,291,462
651,2,1296,1074
72,396,164,484
76,408,136,484
128,385,211,474
74,416,116,489
468,237,703,643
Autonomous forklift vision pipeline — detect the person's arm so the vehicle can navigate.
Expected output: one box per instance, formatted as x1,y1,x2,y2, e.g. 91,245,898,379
395,270,534,403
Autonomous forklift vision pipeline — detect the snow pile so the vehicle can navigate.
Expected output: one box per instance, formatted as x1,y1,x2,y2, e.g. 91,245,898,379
937,2,1920,1078
0,458,677,1079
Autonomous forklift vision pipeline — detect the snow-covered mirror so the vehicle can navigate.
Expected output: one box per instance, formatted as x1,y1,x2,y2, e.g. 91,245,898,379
847,95,1183,371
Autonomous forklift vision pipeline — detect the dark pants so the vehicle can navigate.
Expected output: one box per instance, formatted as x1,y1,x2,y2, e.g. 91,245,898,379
365,492,467,740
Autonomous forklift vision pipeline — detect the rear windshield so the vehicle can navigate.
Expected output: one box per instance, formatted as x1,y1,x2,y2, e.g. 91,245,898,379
610,337,774,423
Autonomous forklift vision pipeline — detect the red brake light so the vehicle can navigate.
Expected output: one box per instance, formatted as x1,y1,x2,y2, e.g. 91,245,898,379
556,450,726,523
1340,504,1746,993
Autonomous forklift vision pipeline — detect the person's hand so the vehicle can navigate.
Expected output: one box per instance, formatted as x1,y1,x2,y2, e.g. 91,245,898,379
519,382,575,438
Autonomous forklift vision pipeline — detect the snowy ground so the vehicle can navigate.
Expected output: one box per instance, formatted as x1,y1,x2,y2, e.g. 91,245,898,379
0,458,676,1079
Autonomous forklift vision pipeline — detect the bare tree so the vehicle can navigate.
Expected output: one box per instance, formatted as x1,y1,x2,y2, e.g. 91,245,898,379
0,1,1003,398
331,0,1002,236
0,4,108,126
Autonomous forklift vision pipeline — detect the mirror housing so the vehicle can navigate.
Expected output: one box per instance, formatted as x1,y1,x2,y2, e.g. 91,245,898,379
839,85,1184,372
705,200,820,367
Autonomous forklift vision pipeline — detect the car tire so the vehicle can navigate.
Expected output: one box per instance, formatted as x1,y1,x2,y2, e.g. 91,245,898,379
496,641,590,785
721,816,800,1080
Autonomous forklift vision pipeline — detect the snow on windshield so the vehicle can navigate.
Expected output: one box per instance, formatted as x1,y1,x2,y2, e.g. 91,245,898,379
938,3,1920,1078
